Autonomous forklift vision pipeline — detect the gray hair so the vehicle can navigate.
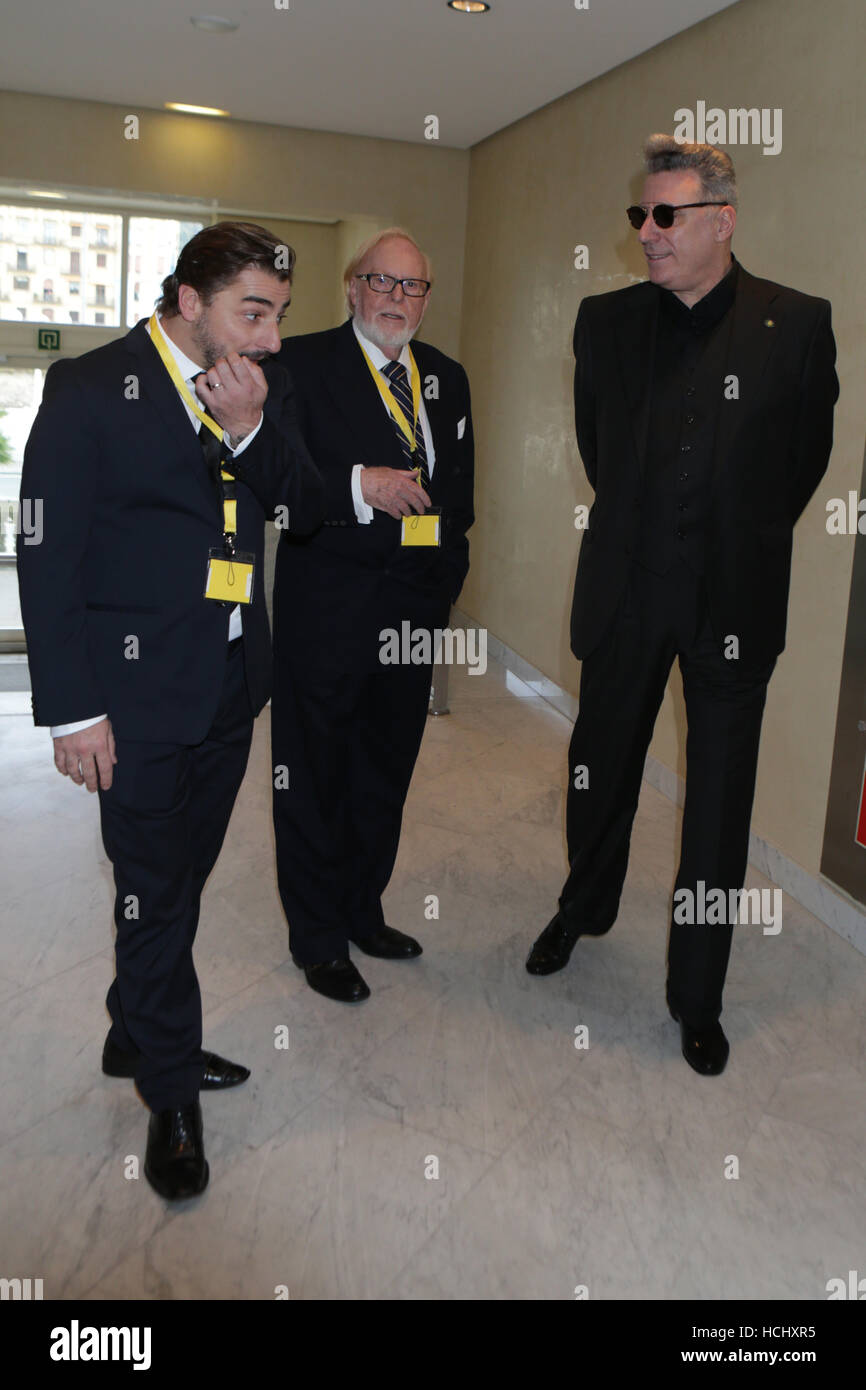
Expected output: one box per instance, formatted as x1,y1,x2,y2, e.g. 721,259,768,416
343,227,433,317
643,133,738,210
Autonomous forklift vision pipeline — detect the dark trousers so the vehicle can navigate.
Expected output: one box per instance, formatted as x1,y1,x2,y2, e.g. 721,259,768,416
98,640,254,1111
560,559,774,1027
271,659,433,965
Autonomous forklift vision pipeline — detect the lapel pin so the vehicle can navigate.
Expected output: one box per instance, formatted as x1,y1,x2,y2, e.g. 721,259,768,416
763,318,775,328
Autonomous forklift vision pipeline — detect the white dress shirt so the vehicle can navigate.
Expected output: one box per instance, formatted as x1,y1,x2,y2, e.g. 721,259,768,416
350,321,436,524
50,316,263,738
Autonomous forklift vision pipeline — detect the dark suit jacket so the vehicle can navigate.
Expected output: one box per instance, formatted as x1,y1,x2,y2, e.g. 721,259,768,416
569,264,839,669
274,320,474,671
17,319,324,741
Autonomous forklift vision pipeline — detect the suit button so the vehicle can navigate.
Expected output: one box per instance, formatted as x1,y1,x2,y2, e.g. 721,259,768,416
685,413,696,425
679,472,689,482
681,444,693,453
685,385,696,397
677,529,685,540
678,502,687,511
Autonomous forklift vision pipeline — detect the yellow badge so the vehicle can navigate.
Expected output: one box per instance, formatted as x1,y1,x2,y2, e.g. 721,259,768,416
204,551,254,604
401,512,441,547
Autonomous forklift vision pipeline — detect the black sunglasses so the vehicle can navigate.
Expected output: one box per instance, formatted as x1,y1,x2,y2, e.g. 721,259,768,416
627,202,728,230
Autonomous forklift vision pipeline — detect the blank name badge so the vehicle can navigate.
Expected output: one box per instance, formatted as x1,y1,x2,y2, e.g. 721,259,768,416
204,549,255,604
401,509,441,547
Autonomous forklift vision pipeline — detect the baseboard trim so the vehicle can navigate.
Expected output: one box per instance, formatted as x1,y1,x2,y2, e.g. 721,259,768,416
452,607,866,957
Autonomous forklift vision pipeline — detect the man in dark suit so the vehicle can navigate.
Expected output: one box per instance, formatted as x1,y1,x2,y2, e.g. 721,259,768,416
272,228,474,1002
527,137,838,1074
17,222,324,1197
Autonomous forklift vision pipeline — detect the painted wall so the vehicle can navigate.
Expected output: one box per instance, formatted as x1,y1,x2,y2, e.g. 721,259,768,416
457,0,866,877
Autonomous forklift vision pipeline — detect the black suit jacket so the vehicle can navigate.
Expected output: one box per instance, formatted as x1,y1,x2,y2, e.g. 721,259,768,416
17,319,324,741
569,264,839,669
274,320,474,671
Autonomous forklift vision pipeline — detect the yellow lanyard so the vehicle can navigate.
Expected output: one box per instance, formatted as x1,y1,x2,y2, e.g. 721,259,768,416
148,313,237,536
148,313,223,442
358,343,422,455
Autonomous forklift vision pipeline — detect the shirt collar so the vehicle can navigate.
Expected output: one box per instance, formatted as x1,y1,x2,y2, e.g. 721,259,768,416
660,254,739,331
149,313,206,384
352,319,412,374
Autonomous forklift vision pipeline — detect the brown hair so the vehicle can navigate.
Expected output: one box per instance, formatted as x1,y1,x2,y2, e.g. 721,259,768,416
156,221,296,315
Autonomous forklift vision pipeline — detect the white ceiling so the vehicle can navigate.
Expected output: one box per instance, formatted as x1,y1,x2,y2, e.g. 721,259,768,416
1,0,739,149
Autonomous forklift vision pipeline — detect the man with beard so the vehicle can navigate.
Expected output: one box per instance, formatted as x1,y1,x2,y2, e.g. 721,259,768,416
272,229,474,1002
18,222,324,1197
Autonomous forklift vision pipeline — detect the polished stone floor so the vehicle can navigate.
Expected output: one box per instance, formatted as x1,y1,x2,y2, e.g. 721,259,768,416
1,657,864,1301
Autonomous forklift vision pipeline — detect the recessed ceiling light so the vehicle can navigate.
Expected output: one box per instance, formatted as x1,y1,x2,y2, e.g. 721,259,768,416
165,103,231,117
448,1,490,11
190,15,240,32
26,189,67,199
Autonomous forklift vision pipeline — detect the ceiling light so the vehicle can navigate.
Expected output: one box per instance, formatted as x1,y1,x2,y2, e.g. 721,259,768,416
26,190,67,200
189,15,240,32
448,1,490,11
165,103,231,117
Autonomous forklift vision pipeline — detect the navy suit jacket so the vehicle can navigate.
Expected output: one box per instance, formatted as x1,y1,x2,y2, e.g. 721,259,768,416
274,320,474,671
17,319,324,741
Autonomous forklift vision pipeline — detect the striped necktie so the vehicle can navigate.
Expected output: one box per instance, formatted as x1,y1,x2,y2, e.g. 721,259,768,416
382,359,429,489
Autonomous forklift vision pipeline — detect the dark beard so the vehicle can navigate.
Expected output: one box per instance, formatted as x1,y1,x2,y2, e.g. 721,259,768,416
192,320,269,369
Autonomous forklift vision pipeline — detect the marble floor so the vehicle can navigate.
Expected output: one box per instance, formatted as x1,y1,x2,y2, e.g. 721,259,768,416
1,656,865,1302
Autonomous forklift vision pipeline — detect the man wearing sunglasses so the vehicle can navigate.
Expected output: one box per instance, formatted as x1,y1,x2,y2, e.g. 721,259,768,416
527,135,838,1075
271,229,474,1002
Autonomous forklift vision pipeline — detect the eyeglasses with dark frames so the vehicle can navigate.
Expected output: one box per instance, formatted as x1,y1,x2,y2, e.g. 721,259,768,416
626,202,728,230
356,272,431,297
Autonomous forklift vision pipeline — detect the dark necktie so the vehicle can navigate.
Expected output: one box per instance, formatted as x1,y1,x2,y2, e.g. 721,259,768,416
192,374,225,483
382,360,429,489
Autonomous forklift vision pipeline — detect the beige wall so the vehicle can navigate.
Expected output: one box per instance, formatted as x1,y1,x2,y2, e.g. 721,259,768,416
0,91,470,355
458,0,866,877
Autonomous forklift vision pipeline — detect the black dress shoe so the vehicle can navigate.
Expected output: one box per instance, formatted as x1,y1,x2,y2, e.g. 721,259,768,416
669,1008,730,1076
302,959,371,1003
526,913,581,975
144,1102,209,1201
102,1037,250,1090
349,925,422,959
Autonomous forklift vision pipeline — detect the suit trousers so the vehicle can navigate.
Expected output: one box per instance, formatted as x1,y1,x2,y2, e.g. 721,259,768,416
559,558,775,1027
98,639,254,1111
271,657,433,965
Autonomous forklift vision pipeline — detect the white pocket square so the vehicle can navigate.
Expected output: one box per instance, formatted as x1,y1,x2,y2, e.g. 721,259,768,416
457,416,466,439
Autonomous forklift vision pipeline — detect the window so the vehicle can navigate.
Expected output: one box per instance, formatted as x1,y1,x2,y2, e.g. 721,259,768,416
42,279,54,301
69,310,79,323
41,308,54,321
1,204,122,326
1,200,207,331
125,216,203,327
